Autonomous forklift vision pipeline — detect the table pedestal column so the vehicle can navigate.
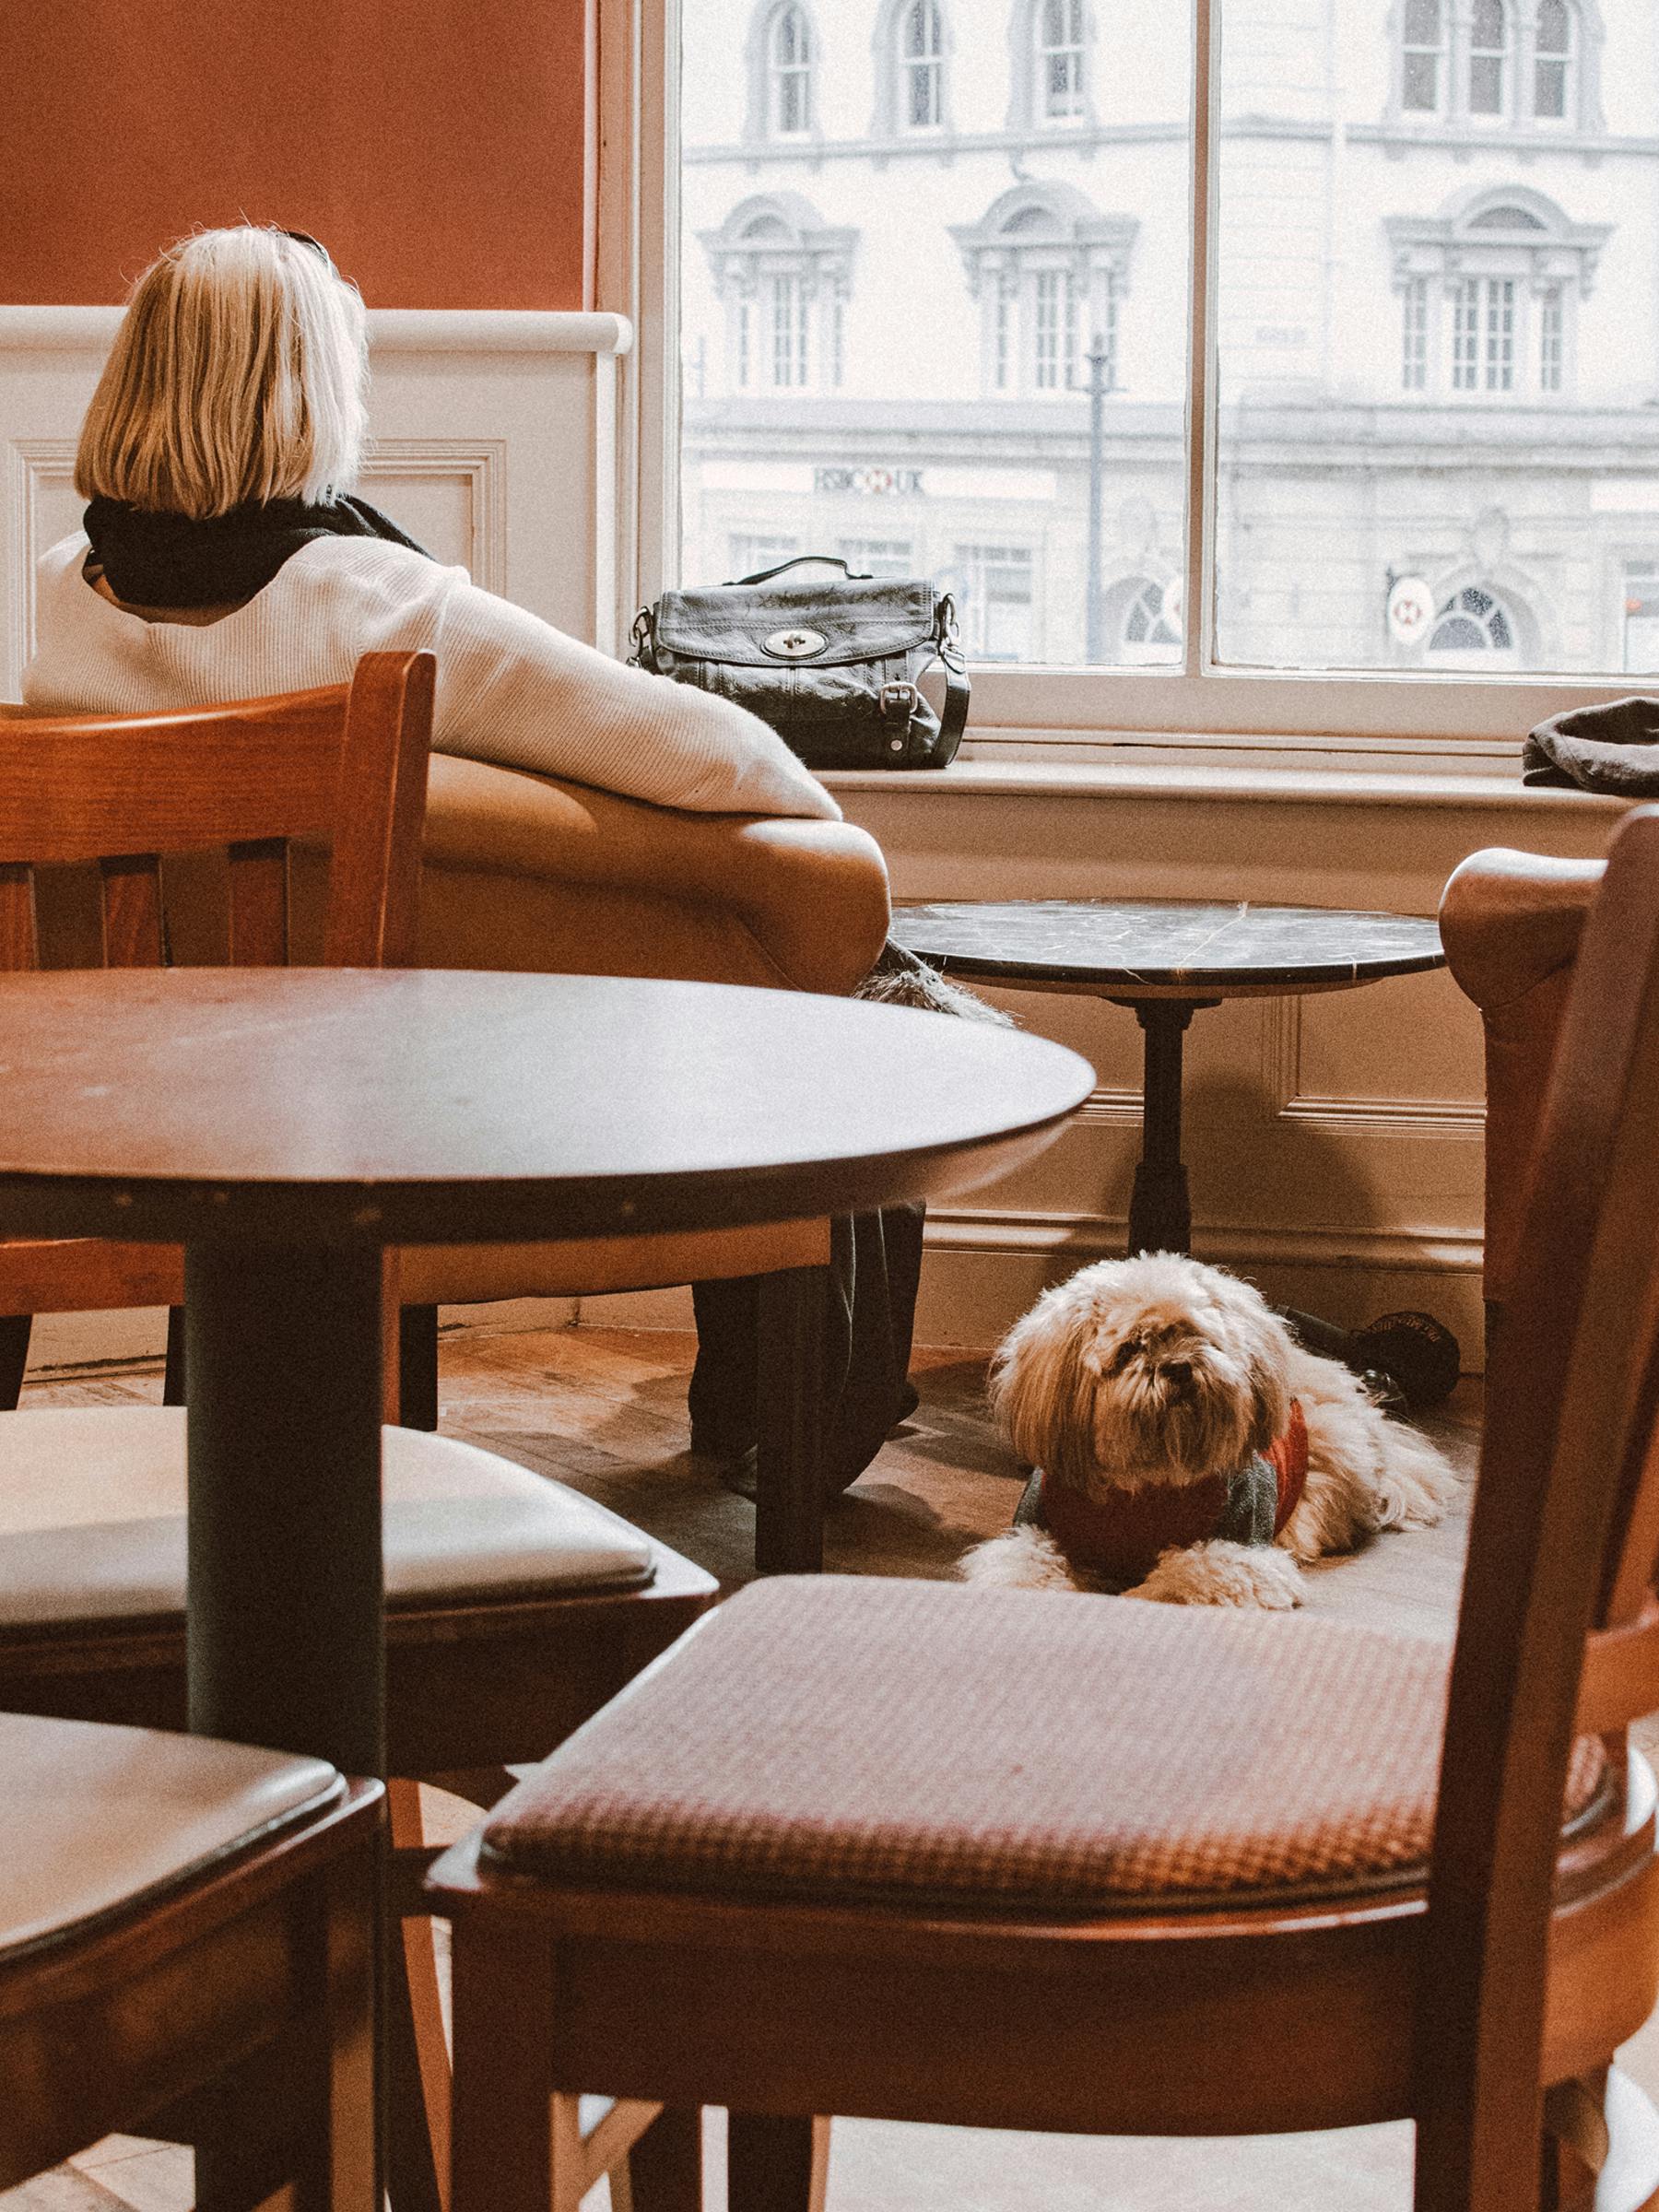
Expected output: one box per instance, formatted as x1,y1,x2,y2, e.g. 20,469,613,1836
1115,999,1217,1257
185,1240,386,1777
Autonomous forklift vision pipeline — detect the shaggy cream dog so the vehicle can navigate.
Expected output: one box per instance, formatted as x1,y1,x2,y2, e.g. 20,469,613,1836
960,1253,1456,1608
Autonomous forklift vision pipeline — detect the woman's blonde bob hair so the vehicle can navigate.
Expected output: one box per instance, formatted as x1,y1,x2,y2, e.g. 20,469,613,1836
76,227,368,519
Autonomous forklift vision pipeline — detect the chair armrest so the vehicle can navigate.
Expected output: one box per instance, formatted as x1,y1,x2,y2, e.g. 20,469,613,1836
418,756,890,997
1439,847,1606,1312
1439,847,1604,1012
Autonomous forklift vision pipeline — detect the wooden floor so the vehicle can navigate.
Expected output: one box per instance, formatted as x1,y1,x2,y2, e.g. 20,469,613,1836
8,1320,1655,2212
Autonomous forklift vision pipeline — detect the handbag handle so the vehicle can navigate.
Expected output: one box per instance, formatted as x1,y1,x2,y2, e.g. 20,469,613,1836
724,554,875,587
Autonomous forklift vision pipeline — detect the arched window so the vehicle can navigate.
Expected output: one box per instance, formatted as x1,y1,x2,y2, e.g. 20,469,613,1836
1387,187,1606,401
1429,585,1516,655
1401,0,1445,113
1038,0,1087,122
900,0,945,129
700,194,855,394
769,5,813,136
1119,577,1182,665
1468,0,1507,114
1534,0,1574,120
952,183,1135,398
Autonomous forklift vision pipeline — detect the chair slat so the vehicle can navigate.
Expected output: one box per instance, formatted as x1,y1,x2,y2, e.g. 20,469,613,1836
325,654,435,967
99,855,165,967
0,864,38,971
228,839,289,966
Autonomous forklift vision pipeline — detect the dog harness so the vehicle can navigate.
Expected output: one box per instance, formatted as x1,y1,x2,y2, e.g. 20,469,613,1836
1015,1399,1309,1592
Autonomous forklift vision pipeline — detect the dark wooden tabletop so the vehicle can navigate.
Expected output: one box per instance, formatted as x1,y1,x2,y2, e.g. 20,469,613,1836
0,969,1094,1246
889,898,1445,995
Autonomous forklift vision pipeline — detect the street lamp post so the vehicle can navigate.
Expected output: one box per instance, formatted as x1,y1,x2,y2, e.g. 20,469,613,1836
1085,336,1110,664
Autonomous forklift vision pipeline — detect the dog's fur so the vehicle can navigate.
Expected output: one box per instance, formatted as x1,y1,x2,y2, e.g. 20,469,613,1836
960,1253,1456,1607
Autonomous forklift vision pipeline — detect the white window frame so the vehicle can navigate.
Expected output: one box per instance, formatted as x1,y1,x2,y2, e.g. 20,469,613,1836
603,0,1643,762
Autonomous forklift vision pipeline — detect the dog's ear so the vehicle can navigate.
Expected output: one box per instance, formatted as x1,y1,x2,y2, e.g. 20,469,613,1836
989,1300,1104,1488
1240,1312,1294,1454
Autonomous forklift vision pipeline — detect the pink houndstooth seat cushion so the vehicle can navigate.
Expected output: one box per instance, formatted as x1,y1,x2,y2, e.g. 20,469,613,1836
480,1576,1608,1914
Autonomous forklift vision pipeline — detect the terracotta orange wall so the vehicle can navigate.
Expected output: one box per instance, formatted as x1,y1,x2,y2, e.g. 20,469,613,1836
1,0,594,308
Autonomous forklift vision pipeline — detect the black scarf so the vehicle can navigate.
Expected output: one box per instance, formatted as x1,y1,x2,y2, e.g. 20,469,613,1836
82,494,430,610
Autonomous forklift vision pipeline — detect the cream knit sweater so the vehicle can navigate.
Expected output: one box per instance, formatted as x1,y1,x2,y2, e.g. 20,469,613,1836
23,533,841,823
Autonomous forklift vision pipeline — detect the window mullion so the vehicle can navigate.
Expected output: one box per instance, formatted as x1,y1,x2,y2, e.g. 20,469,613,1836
1186,0,1218,681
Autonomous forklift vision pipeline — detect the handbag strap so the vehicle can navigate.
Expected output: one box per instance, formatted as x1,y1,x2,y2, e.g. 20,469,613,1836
724,554,875,587
935,594,970,752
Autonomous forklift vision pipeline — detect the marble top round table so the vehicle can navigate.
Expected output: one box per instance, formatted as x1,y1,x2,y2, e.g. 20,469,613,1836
0,966,1093,1779
889,898,1445,1256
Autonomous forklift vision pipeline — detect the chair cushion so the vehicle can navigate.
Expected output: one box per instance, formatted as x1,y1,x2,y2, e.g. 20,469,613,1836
0,1710,339,1959
480,1576,1609,1914
0,1407,654,1628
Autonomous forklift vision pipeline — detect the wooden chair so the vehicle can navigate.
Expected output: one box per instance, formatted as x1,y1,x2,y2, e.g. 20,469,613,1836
430,802,1659,2212
0,656,430,1402
0,661,717,2212
0,1709,381,2212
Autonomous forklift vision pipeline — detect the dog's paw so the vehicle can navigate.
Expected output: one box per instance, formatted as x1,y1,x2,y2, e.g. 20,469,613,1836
959,1526,1084,1592
1125,1539,1305,1609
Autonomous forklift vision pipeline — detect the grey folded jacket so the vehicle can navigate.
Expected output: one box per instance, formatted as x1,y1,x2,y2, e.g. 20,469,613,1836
1524,697,1659,794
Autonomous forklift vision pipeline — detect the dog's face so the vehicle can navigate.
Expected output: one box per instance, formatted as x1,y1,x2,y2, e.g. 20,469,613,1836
988,1253,1293,1495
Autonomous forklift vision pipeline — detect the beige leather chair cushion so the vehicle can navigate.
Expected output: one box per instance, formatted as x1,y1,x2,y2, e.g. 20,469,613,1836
396,1216,830,1305
482,1576,1607,1914
0,1709,339,1958
0,1408,654,1627
416,758,891,998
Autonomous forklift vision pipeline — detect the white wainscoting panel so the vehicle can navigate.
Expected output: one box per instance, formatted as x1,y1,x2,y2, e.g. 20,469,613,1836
0,306,630,699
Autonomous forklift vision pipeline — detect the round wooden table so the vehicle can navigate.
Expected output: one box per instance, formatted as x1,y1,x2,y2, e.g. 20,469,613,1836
889,899,1445,1256
0,966,1091,1776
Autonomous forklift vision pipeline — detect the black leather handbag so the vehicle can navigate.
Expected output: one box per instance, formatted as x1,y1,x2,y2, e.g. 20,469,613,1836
629,555,968,770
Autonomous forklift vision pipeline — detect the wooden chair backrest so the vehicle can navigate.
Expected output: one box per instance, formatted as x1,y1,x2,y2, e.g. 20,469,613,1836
0,652,434,973
1424,802,1659,2204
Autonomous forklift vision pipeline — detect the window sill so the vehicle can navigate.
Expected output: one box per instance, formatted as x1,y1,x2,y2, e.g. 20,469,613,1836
820,755,1629,812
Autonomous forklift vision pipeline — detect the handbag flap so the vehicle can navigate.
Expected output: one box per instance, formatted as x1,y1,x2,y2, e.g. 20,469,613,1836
653,579,937,667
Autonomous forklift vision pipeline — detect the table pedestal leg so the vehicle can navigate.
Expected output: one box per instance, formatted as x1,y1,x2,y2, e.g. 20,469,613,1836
1122,1001,1210,1258
185,1241,388,2212
185,1241,387,1774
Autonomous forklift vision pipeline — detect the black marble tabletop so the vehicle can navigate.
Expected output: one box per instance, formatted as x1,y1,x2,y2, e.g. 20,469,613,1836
888,899,1445,993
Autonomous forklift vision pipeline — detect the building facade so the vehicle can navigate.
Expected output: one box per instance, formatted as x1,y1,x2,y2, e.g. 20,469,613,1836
678,0,1659,677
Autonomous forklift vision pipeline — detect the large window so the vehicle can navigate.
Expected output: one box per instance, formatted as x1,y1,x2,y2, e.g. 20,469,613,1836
664,0,1648,739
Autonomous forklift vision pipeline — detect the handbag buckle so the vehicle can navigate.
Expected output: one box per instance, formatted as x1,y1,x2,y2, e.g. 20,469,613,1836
879,681,919,718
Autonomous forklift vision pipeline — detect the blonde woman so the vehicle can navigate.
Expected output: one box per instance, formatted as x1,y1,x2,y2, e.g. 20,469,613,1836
23,226,837,824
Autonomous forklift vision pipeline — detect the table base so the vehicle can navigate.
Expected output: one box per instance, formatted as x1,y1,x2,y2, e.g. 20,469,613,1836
1111,999,1219,1256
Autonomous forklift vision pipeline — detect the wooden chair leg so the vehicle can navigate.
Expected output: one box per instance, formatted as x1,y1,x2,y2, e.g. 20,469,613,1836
0,1314,29,1410
754,1268,828,1576
399,1305,441,1431
624,2106,703,2212
163,1304,186,1405
726,2114,829,2212
387,1779,451,2212
451,1919,564,2212
186,1838,378,2212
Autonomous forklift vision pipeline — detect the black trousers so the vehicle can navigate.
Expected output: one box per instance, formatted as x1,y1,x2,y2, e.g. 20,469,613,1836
688,1204,925,1496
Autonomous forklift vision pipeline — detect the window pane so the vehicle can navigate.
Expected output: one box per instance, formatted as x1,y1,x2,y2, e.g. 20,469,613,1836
1215,0,1651,678
679,0,1193,667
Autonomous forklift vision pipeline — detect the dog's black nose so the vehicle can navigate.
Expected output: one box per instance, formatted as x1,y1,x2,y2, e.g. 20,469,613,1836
1162,1361,1194,1391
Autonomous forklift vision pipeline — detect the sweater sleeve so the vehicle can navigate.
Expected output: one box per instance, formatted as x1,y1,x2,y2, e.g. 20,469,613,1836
411,563,841,821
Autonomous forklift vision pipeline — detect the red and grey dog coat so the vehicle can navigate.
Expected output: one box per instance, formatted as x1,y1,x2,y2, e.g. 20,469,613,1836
1013,1399,1309,1590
